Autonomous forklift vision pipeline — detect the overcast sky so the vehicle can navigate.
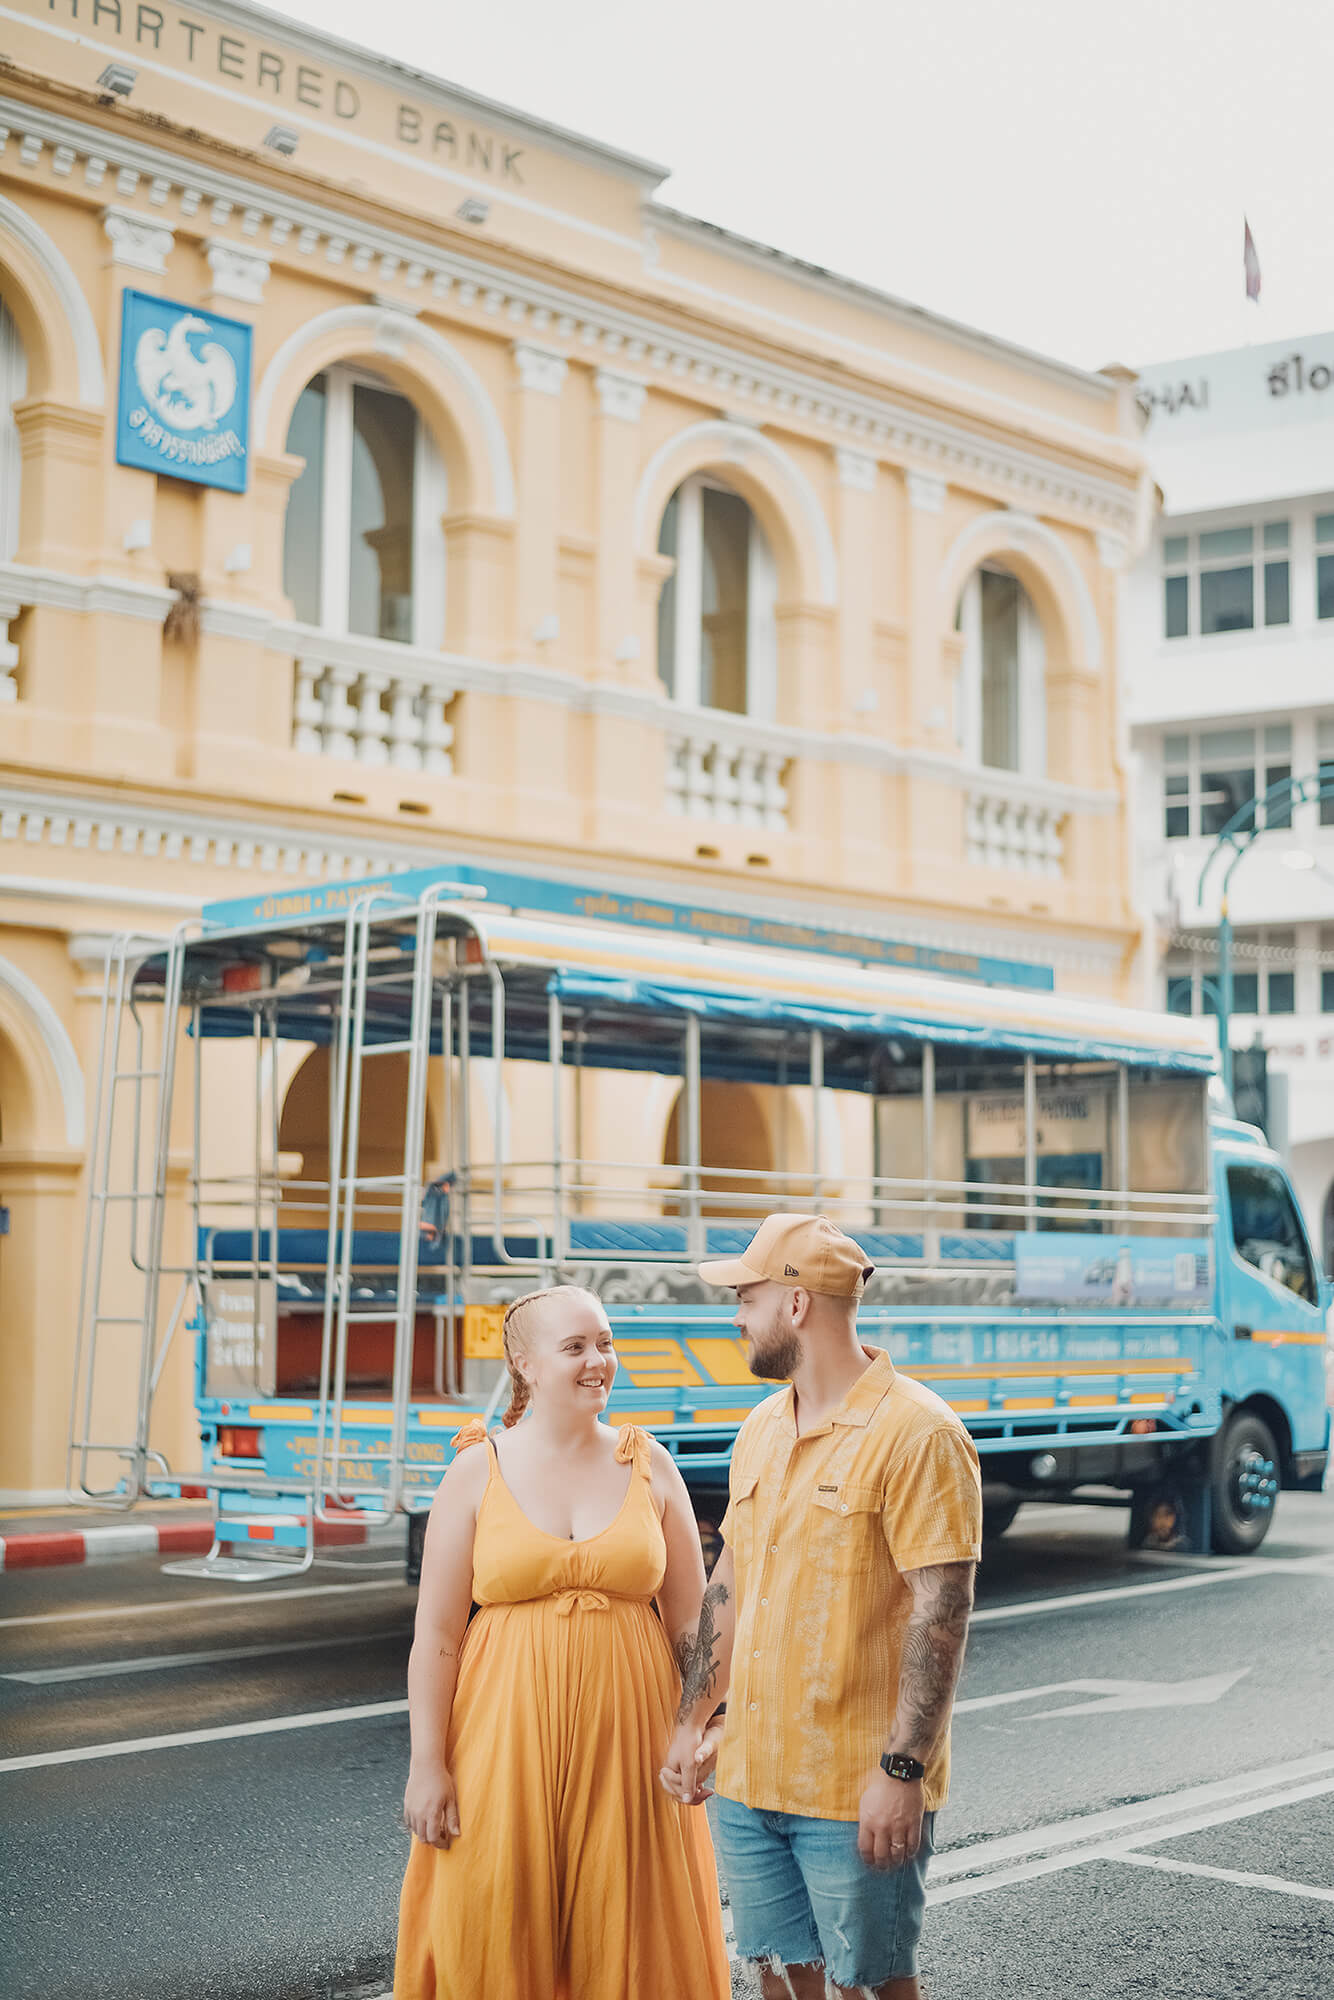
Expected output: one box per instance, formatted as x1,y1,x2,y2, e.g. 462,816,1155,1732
264,0,1334,374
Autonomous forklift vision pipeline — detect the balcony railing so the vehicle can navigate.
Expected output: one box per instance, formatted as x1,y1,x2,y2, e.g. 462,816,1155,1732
0,585,22,704
290,639,456,773
665,722,789,829
966,786,1065,875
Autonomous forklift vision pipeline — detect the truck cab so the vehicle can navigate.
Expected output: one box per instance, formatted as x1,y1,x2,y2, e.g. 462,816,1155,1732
1207,1117,1331,1548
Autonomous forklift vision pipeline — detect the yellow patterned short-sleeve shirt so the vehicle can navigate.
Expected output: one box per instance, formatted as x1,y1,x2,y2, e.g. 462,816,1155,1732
715,1347,982,1820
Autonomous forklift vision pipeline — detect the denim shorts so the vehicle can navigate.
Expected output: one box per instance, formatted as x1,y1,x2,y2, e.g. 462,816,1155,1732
714,1791,935,1988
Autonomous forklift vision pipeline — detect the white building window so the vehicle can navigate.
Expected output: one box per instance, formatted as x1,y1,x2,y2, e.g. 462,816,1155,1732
282,366,447,648
1166,929,1296,1018
655,475,776,718
0,296,27,562
1163,521,1290,639
1162,725,1292,840
957,566,1045,776
1319,717,1334,827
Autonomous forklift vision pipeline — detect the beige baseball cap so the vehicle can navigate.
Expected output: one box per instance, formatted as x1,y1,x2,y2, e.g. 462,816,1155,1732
698,1213,874,1298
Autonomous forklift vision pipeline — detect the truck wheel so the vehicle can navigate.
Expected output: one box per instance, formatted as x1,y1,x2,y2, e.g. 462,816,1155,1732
1210,1412,1281,1555
982,1499,1022,1543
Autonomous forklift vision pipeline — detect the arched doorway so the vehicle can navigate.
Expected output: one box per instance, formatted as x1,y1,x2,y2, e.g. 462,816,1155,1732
663,1080,774,1220
279,1045,438,1228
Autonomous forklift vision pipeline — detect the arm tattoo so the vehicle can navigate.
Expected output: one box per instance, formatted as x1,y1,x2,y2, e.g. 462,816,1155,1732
891,1561,974,1761
675,1580,730,1722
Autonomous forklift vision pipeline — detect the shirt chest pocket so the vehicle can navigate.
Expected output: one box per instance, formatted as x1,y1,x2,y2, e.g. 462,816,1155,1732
728,1470,761,1568
806,1482,884,1576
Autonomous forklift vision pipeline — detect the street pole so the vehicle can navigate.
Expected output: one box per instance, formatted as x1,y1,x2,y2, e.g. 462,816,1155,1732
1217,894,1233,1101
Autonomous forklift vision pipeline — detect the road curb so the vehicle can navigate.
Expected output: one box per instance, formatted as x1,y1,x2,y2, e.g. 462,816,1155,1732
0,1516,372,1569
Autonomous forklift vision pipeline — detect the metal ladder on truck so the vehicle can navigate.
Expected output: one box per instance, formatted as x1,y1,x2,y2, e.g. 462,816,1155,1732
68,926,197,1512
166,885,447,1580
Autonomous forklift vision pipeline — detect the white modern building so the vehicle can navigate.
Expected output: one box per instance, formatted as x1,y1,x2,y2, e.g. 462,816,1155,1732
1127,333,1334,1268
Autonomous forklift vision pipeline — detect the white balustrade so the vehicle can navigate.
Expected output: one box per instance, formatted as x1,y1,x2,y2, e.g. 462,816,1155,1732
666,725,789,829
0,590,23,703
966,787,1065,875
291,646,456,774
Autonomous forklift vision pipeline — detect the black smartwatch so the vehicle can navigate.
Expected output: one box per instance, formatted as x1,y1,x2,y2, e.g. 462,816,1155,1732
880,1752,925,1783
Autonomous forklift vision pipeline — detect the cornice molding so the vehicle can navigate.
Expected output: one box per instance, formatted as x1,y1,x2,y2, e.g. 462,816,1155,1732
0,785,1124,975
0,97,1137,536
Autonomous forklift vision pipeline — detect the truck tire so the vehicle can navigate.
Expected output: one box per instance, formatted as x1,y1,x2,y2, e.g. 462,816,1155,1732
982,1499,1022,1543
1210,1411,1281,1555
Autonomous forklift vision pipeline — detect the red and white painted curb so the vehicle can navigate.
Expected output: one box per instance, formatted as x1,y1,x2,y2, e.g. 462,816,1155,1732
0,1514,371,1570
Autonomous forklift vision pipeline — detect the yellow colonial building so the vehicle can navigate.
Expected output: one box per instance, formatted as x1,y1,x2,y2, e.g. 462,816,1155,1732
0,0,1149,1497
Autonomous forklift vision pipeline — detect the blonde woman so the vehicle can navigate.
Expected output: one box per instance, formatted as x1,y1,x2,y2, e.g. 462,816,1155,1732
393,1285,729,2000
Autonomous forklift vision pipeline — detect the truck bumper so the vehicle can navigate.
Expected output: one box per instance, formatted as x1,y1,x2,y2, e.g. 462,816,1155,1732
1291,1450,1329,1493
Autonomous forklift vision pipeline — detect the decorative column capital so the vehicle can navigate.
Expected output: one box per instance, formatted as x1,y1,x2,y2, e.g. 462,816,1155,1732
905,468,947,514
101,204,173,275
594,368,647,422
512,342,568,396
835,447,877,493
204,238,270,305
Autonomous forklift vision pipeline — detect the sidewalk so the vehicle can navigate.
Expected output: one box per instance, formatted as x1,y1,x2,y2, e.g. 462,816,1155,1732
0,1497,380,1569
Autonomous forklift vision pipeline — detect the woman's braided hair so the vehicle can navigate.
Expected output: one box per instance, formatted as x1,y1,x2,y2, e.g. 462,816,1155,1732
500,1286,599,1428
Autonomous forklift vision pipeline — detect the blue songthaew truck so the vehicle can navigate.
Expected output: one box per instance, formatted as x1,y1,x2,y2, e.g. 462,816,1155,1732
70,863,1330,1578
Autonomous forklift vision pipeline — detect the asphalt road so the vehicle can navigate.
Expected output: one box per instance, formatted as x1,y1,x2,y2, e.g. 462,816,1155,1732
3,1494,1333,2000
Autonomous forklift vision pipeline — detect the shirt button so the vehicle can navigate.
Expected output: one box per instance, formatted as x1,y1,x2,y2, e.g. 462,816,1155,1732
770,1544,779,1553
749,1701,758,1711
760,1596,768,1606
840,1504,849,1514
753,1649,761,1658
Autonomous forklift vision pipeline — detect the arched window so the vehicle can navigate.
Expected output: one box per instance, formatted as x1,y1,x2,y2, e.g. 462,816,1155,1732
957,565,1046,776
282,365,446,647
0,295,27,564
655,474,776,717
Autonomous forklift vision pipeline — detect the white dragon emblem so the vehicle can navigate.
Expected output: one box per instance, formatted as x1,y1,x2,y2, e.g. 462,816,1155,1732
133,314,237,433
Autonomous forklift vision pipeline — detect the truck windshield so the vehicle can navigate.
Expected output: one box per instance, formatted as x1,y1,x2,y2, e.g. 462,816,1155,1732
1226,1162,1316,1302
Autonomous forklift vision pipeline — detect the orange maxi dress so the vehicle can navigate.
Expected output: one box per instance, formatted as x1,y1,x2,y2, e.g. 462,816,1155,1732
393,1419,730,2000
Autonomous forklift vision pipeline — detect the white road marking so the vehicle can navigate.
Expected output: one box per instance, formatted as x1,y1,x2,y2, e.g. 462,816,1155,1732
1112,1850,1334,1905
955,1668,1247,1720
0,1698,409,1775
971,1552,1334,1626
4,1627,414,1684
929,1753,1334,1904
0,1576,410,1631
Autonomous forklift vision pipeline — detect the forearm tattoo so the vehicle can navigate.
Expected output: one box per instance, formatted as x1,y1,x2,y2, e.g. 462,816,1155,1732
675,1580,730,1721
892,1561,974,1760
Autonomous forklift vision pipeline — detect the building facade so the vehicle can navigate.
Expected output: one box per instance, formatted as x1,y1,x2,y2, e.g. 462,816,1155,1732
1128,334,1334,1269
0,1,1146,1497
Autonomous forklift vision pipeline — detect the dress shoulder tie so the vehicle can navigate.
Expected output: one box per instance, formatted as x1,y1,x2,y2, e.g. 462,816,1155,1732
613,1423,652,1472
450,1416,490,1453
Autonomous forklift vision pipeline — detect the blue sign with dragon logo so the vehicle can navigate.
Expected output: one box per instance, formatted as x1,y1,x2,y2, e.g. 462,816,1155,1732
115,290,252,493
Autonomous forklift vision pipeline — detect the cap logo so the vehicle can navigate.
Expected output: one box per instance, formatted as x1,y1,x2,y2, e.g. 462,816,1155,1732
784,1263,799,1277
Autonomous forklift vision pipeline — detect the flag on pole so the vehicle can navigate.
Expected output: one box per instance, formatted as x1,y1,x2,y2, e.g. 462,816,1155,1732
1244,218,1261,303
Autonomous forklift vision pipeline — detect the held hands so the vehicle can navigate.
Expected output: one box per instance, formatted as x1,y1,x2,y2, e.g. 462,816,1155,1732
857,1767,924,1872
402,1761,461,1848
658,1714,725,1806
